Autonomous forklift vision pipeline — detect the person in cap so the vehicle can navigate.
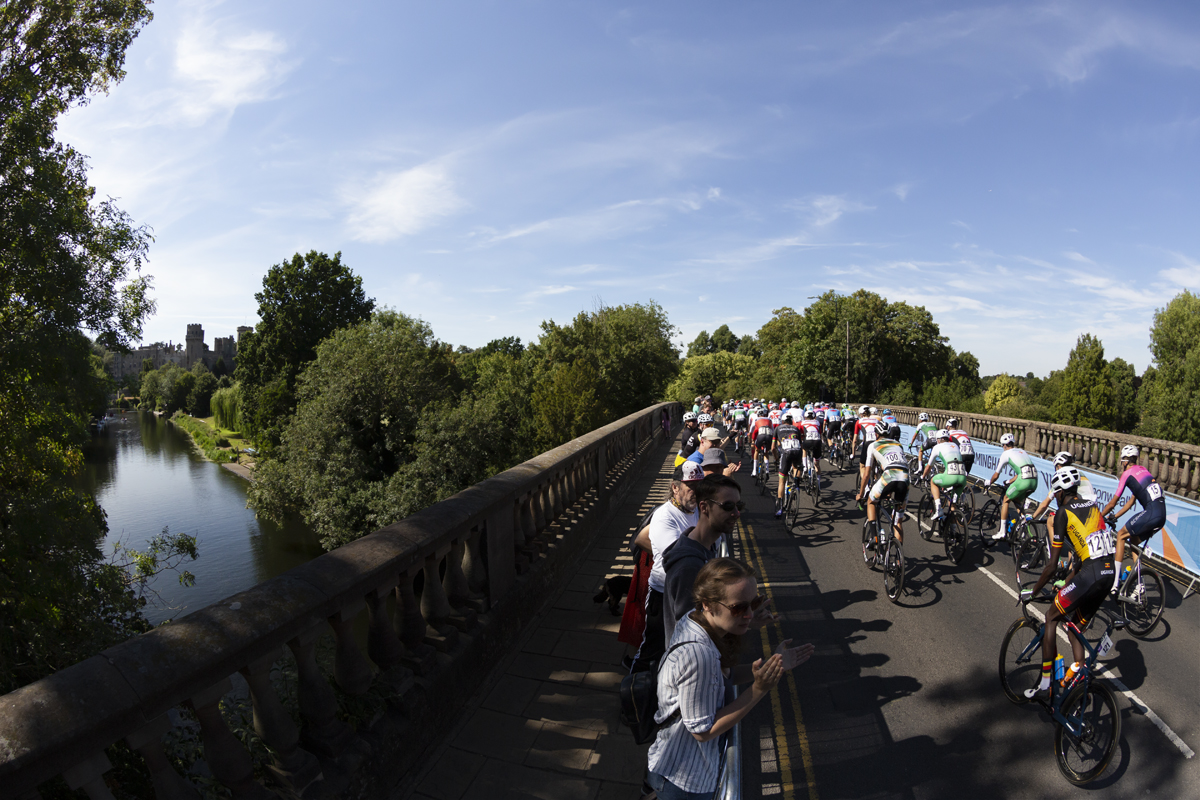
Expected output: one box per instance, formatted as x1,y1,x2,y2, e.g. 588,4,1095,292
700,445,740,478
630,461,705,673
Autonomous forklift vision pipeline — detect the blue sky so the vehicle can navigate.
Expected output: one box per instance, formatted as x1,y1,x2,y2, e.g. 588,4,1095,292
60,0,1200,377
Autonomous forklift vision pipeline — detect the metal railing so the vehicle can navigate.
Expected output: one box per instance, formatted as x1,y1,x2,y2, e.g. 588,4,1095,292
0,402,682,799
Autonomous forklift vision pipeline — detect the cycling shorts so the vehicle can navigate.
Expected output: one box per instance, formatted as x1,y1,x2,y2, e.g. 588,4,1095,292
802,440,823,458
754,433,773,450
779,450,801,476
961,454,974,476
855,442,867,463
933,473,967,492
1005,477,1037,503
735,417,748,430
1054,557,1116,628
1126,499,1167,545
868,475,909,506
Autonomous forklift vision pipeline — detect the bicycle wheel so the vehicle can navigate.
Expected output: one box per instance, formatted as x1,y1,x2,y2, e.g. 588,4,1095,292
884,537,905,602
998,616,1043,704
1013,521,1042,574
1055,681,1120,785
811,469,821,506
962,484,976,525
1120,565,1165,638
976,498,1000,544
862,521,876,567
916,492,935,539
943,512,966,565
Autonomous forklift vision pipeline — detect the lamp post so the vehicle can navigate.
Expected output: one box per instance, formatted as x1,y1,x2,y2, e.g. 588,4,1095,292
807,294,851,403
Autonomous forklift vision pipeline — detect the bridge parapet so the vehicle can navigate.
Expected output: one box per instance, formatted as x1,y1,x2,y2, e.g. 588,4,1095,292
0,402,682,799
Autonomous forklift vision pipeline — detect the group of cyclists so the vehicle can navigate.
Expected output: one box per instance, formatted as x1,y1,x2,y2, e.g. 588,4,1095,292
682,396,1170,701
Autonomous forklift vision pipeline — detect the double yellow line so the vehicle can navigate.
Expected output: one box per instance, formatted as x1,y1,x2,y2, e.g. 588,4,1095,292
738,519,819,800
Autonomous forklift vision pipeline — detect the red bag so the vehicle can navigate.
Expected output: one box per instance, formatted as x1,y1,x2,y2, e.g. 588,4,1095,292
618,549,652,646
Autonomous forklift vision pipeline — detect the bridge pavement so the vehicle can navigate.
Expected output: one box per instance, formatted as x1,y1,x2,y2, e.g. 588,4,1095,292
402,432,1199,800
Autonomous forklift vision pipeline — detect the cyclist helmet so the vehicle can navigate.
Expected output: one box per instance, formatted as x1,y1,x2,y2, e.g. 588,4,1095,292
858,405,869,415
882,409,892,416
918,412,929,422
791,401,800,408
999,433,1015,447
697,413,713,424
780,397,787,404
1053,451,1074,468
1120,445,1139,461
946,417,959,428
1051,466,1081,493
682,412,697,422
804,409,815,419
934,429,950,441
869,406,878,415
886,423,902,440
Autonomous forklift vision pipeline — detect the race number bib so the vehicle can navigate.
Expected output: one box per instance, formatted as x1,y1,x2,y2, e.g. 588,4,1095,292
781,439,800,451
885,451,907,468
946,462,966,476
806,429,820,441
864,426,878,442
1147,483,1163,501
1085,529,1116,558
957,440,973,455
1020,465,1037,480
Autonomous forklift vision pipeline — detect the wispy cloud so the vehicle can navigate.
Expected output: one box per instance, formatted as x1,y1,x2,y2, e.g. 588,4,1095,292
800,195,874,227
343,163,466,242
477,194,712,246
1063,251,1094,264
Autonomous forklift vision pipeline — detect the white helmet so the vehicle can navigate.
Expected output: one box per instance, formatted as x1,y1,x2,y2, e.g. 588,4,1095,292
1053,451,1074,468
934,429,950,442
946,417,959,429
804,409,815,419
918,412,929,422
682,411,697,422
1051,466,1081,493
697,413,713,424
859,405,869,415
1120,445,1139,461
999,433,1015,447
869,406,878,415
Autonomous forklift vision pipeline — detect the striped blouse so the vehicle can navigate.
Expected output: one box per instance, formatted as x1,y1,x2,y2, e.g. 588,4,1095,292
647,612,726,793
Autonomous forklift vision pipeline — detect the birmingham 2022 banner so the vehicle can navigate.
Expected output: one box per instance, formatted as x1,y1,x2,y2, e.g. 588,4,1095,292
899,425,1200,583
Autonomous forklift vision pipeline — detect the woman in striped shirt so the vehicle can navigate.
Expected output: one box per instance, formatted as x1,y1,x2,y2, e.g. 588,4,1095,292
647,558,813,799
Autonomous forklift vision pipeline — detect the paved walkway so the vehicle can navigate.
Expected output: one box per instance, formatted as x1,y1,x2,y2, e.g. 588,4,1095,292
406,440,677,800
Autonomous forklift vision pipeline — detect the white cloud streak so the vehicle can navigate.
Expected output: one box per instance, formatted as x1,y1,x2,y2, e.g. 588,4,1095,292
344,163,466,242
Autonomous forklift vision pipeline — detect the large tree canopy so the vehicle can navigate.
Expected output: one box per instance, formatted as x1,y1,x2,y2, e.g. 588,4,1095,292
234,250,375,446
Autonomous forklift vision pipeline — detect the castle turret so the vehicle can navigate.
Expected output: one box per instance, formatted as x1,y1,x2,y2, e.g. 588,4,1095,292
185,324,205,368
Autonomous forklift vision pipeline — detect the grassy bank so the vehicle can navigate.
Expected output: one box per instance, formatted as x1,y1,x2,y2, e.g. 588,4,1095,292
169,413,239,463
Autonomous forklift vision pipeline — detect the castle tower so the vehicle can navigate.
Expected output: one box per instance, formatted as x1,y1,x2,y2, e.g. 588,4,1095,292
185,324,205,368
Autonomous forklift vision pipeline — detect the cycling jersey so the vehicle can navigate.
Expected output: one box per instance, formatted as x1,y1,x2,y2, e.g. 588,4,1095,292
1052,495,1116,563
854,416,881,444
751,418,773,445
930,440,967,489
996,447,1037,501
913,421,939,449
774,422,802,473
678,426,700,459
946,428,973,456
1114,464,1164,510
768,409,783,427
864,439,910,482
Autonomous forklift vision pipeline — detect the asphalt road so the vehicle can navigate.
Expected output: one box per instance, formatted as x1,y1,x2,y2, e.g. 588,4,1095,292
721,444,1199,799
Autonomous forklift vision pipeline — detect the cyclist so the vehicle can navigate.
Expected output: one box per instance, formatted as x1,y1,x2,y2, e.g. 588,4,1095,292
1020,467,1117,699
799,409,823,491
853,405,881,488
880,408,898,427
1101,445,1167,593
984,434,1039,541
1032,452,1097,517
823,404,842,453
675,412,700,467
922,429,967,520
944,418,975,479
730,403,748,451
773,411,803,517
768,403,784,428
910,412,939,470
855,423,909,545
750,409,775,478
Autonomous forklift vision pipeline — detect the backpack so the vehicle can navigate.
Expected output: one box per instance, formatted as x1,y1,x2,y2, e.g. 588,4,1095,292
618,640,703,744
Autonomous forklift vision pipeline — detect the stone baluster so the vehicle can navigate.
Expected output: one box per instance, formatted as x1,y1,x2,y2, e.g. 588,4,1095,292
395,568,436,674
443,537,472,606
519,492,536,545
421,550,461,648
552,470,565,517
187,678,273,800
288,626,355,758
62,751,116,800
239,652,322,793
126,715,201,800
366,578,404,671
462,525,488,598
328,602,374,695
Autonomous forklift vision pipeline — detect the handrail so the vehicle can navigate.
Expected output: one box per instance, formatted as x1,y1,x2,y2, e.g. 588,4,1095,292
715,535,742,800
0,401,683,798
856,404,1200,500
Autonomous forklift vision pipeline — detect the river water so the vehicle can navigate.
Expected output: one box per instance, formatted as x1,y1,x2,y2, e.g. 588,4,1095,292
81,411,324,625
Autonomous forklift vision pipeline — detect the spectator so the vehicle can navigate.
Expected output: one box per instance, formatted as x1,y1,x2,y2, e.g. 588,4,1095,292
630,461,705,673
647,558,813,799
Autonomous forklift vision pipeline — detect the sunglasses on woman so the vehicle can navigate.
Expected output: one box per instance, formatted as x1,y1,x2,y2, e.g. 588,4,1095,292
717,595,766,616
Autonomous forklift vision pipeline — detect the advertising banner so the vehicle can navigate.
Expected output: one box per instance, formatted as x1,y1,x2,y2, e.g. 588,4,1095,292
899,424,1200,583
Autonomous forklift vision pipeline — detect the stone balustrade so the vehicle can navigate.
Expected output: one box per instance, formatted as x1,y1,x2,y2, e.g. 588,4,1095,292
874,404,1200,499
0,402,682,799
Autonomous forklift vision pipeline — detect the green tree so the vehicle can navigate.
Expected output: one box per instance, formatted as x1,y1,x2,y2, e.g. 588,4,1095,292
0,0,167,693
985,373,1022,414
1052,334,1117,429
687,330,713,357
709,324,740,354
234,251,375,448
1139,291,1200,443
1107,357,1139,433
665,351,758,405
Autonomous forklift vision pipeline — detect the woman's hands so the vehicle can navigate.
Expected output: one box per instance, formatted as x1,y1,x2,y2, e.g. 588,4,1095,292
774,638,815,670
751,654,784,693
751,597,780,628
